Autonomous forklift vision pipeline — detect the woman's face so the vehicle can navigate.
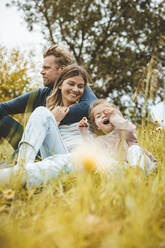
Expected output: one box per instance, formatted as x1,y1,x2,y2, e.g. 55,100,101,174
60,75,85,106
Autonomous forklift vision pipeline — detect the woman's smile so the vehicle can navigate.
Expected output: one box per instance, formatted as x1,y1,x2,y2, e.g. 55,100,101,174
60,76,85,106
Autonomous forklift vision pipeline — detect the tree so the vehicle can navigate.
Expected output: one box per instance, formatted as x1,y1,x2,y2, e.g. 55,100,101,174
0,46,35,102
8,0,165,119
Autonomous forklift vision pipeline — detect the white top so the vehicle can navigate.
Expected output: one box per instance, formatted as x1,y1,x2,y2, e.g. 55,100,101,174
59,122,82,151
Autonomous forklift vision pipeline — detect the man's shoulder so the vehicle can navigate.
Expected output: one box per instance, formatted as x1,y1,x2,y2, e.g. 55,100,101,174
36,87,52,95
21,87,51,97
29,87,52,99
31,87,52,106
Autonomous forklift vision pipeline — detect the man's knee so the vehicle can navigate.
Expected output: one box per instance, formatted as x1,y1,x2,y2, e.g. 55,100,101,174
0,115,23,138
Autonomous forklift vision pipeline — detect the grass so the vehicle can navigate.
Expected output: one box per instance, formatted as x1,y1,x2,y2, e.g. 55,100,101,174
0,123,164,248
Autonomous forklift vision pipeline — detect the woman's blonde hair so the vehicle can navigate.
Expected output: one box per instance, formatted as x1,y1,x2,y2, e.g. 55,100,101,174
46,64,89,110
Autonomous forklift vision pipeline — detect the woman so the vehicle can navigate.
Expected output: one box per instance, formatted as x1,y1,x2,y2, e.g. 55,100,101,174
0,64,93,186
17,64,90,164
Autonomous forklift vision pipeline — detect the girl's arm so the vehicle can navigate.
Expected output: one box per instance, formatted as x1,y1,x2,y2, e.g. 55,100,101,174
109,109,138,146
110,109,136,132
78,117,91,139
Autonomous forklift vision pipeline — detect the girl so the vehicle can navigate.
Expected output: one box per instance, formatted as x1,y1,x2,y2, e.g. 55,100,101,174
79,99,157,171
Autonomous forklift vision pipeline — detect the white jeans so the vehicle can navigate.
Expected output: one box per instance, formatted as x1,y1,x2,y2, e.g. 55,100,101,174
19,107,68,163
0,153,74,186
127,145,156,173
0,145,156,187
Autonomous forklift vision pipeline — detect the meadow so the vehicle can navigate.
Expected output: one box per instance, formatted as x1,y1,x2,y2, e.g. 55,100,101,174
0,122,164,248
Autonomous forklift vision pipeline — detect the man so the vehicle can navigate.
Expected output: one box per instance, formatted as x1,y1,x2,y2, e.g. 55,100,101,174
0,45,97,150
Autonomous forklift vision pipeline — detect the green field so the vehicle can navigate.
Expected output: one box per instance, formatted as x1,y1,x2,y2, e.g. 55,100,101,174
0,124,164,248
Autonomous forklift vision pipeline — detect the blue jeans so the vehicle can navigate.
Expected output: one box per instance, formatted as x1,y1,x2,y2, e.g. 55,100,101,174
18,107,68,162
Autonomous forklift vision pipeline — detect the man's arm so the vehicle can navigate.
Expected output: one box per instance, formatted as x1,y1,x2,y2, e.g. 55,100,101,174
0,91,37,116
60,86,97,125
0,88,51,150
0,88,51,116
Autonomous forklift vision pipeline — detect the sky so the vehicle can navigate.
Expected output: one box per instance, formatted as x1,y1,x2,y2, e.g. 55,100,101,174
0,0,45,50
0,0,46,86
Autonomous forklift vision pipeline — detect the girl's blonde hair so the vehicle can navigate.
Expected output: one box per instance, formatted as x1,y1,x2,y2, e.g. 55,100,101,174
46,64,89,110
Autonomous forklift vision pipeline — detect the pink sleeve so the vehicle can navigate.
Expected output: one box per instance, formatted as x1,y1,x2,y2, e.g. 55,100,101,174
110,111,138,145
79,126,91,138
110,111,136,131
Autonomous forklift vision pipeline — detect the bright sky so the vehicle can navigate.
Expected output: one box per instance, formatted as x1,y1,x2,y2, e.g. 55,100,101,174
0,0,45,50
0,0,46,86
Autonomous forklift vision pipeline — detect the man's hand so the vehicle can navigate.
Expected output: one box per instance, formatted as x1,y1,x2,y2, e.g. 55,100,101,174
51,106,69,122
78,117,89,128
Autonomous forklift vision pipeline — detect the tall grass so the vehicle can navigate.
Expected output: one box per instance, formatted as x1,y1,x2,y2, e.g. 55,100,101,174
0,123,164,248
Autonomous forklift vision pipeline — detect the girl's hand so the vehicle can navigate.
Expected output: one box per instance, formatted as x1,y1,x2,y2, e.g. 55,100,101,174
51,106,69,122
78,117,90,138
104,107,122,119
78,117,89,128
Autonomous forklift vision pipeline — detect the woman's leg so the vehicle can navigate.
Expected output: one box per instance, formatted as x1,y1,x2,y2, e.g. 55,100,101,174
18,107,68,165
24,153,74,186
0,153,73,186
0,165,26,185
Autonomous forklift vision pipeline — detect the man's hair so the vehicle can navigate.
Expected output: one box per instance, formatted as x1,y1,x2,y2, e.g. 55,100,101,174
89,99,117,127
43,44,74,67
46,64,90,110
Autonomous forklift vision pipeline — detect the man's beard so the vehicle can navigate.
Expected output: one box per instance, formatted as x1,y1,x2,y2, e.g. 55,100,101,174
44,81,54,89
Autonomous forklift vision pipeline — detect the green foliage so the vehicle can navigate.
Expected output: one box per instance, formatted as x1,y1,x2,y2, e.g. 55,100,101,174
8,0,165,119
0,46,33,102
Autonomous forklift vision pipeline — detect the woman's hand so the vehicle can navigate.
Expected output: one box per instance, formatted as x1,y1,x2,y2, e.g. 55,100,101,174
51,106,69,122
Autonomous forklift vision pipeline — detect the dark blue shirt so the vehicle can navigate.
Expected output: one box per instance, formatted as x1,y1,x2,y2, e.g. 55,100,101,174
0,86,97,125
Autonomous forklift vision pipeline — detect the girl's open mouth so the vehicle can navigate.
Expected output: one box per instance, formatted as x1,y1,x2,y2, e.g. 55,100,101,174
103,119,109,125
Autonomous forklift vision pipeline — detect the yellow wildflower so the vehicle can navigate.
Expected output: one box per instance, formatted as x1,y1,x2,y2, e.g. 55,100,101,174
156,127,162,132
81,156,97,171
154,120,159,124
3,189,15,200
72,141,117,172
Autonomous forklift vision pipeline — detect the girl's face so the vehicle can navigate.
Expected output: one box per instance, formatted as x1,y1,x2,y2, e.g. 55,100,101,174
93,103,114,134
60,76,85,106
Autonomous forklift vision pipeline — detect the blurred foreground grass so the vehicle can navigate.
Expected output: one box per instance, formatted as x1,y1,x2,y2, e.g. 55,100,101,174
0,123,164,248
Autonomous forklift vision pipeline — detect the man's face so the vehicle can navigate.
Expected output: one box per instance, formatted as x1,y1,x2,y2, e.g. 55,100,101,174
40,55,63,88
